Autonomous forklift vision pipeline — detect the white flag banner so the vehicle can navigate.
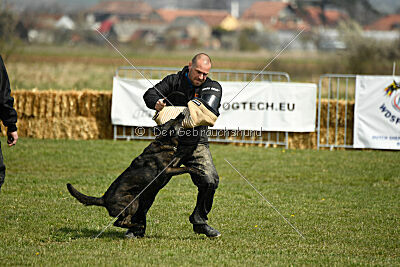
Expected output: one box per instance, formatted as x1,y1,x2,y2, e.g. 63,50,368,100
354,75,400,150
111,77,317,132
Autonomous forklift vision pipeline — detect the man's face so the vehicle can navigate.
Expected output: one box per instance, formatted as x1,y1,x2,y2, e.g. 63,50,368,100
188,58,211,87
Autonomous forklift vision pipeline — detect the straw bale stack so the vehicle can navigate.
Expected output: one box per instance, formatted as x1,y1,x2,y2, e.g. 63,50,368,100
316,99,354,148
2,90,112,140
318,99,354,127
0,92,355,149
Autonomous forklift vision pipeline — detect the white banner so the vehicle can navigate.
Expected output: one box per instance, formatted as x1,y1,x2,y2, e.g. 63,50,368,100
216,81,316,132
111,77,317,132
111,77,156,127
354,75,400,150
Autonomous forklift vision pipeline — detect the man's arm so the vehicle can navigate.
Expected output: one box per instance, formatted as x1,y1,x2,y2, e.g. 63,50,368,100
182,81,222,128
143,74,176,110
198,81,222,114
0,56,18,146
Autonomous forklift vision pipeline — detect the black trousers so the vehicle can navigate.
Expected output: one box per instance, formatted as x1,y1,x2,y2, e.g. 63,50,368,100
130,143,219,231
181,144,219,225
0,142,5,191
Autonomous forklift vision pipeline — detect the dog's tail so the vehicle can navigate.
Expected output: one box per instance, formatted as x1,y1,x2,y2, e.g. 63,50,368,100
67,183,105,207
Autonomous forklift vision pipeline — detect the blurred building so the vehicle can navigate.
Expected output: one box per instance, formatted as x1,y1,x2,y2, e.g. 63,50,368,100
157,8,238,31
27,14,76,43
366,14,400,31
300,6,348,28
86,1,161,22
14,0,399,51
363,14,400,42
240,1,307,31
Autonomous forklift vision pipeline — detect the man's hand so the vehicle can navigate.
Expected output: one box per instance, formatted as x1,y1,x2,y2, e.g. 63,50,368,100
155,98,166,111
7,131,18,147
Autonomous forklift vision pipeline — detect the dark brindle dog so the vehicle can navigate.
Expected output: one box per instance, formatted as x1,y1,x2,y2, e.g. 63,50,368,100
67,114,196,229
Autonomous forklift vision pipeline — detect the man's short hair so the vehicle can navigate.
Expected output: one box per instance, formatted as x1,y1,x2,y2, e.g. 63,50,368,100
191,53,212,66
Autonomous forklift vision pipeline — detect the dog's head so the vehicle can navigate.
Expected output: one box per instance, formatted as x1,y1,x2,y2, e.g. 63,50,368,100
153,113,184,145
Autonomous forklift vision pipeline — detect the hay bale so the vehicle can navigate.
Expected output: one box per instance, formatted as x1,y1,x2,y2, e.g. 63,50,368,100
61,93,68,117
5,90,354,149
318,99,355,128
68,92,79,117
78,92,89,117
288,132,317,149
6,90,110,139
38,92,47,118
22,91,34,117
16,117,100,140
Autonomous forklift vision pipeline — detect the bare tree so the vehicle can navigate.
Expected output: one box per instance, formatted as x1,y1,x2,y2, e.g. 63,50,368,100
296,0,381,25
332,0,380,25
0,0,22,60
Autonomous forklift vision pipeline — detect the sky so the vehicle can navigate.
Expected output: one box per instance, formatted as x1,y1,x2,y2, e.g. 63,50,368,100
368,0,400,14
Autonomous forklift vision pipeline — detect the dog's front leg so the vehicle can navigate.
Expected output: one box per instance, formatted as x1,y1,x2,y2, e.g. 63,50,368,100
165,167,191,176
165,166,202,177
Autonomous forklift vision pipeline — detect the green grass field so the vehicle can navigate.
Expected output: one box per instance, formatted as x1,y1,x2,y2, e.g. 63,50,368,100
0,138,399,265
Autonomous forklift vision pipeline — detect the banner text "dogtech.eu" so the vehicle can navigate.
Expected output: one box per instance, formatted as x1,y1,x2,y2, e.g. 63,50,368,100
222,102,295,111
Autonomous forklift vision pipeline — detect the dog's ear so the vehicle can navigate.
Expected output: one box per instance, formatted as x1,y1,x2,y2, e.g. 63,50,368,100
175,113,185,121
165,91,188,106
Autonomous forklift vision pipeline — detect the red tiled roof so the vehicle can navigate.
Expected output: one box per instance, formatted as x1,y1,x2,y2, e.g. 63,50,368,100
303,7,348,26
98,19,114,33
366,14,400,31
241,1,288,24
273,21,311,31
88,1,153,16
157,9,230,27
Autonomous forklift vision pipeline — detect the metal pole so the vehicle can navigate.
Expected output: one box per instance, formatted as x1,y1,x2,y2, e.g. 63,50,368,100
344,78,349,147
393,61,396,77
326,77,332,146
334,77,340,147
317,78,322,150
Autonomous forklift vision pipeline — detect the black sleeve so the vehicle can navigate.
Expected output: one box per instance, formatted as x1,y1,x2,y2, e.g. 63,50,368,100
0,56,17,132
199,81,222,114
143,74,176,110
209,81,222,101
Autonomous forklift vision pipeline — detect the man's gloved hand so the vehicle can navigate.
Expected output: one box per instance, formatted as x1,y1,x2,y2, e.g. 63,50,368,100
155,98,166,111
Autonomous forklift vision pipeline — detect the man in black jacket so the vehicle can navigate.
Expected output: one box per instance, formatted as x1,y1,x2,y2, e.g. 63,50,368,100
134,53,222,238
0,55,18,192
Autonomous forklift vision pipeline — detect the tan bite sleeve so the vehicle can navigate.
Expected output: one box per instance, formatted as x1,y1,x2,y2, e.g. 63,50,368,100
182,100,218,128
153,106,187,125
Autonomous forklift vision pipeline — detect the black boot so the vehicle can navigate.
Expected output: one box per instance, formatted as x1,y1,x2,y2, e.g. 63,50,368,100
193,224,221,238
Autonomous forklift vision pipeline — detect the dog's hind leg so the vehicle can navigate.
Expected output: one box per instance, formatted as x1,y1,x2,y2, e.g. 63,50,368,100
125,190,159,236
113,197,140,228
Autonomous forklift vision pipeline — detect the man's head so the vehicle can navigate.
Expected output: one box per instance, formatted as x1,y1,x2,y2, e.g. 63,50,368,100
188,53,212,87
